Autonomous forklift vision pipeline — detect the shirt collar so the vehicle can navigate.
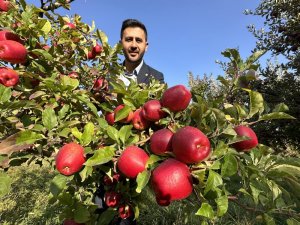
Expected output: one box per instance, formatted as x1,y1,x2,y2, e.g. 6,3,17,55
124,60,144,76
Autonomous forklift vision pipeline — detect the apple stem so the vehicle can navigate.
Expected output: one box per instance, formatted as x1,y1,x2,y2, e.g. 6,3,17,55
135,137,150,146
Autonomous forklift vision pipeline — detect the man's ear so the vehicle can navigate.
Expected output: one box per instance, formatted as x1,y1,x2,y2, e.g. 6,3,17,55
145,42,149,51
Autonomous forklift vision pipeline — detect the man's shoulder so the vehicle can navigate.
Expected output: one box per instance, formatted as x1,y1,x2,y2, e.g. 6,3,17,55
137,61,165,84
142,62,164,76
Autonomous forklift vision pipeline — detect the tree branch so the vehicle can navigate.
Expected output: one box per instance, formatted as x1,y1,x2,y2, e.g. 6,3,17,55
229,196,300,218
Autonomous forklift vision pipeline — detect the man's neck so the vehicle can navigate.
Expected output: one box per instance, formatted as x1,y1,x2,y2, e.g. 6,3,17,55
124,60,142,73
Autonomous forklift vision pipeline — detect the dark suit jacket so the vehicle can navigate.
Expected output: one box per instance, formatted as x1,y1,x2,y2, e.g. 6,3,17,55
137,62,164,84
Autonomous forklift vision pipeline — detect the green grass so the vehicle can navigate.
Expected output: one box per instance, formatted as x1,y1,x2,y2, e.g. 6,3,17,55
0,163,62,225
1,163,293,225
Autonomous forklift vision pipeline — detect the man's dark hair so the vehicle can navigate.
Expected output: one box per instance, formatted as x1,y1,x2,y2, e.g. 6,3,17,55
120,19,148,40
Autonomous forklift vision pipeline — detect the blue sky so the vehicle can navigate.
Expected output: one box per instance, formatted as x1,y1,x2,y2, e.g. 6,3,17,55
26,0,267,87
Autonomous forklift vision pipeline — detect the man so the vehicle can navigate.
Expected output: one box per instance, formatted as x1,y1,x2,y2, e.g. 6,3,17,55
94,20,164,225
119,18,164,85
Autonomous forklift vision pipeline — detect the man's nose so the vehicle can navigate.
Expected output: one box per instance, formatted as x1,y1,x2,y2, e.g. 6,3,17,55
130,44,137,50
131,40,138,47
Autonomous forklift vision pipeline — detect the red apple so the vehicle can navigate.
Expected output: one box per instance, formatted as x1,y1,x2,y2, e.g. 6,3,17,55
0,0,12,12
68,71,79,79
87,50,96,60
131,108,151,130
118,204,134,219
92,43,102,55
65,22,76,29
0,30,23,44
105,112,115,125
117,146,149,178
0,40,27,64
93,78,108,91
55,142,86,176
0,67,19,87
172,126,211,164
103,173,122,186
43,44,50,49
150,129,173,155
141,99,166,121
104,191,122,207
232,125,258,151
151,158,193,206
161,85,192,112
114,104,133,123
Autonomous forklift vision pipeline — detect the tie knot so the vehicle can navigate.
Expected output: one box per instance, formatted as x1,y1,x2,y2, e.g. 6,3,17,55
125,70,137,77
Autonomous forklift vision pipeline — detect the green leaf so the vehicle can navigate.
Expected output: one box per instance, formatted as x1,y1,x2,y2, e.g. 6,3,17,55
114,105,132,122
110,82,128,95
85,146,115,166
273,103,289,112
212,141,230,158
31,49,53,60
42,107,58,130
16,130,44,144
268,164,300,178
60,75,79,90
96,209,117,225
136,170,151,193
29,90,46,100
196,202,214,219
71,127,82,140
245,90,264,118
58,104,70,119
79,166,93,182
204,170,223,195
287,218,300,225
146,154,162,168
258,112,295,121
221,154,238,177
244,50,266,68
39,19,52,35
0,172,12,198
250,184,262,205
126,135,140,146
263,213,276,225
266,180,281,201
58,128,70,138
119,125,132,144
234,103,248,120
32,61,46,73
0,85,11,103
215,195,228,216
74,203,90,223
211,108,226,129
76,95,99,117
106,126,119,142
81,122,94,146
97,29,108,46
50,174,71,197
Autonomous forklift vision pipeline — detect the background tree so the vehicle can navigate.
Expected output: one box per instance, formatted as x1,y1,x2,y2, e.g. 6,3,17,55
244,0,300,152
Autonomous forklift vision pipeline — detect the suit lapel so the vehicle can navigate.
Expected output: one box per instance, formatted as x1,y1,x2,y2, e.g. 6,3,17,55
137,62,150,84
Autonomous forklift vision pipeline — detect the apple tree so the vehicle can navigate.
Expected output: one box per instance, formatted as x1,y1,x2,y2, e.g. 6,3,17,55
0,1,300,225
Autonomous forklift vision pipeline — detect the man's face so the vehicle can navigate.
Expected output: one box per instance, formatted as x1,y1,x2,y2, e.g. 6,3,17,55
121,27,148,63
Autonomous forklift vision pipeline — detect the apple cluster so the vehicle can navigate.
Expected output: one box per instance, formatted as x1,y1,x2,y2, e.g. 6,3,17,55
100,172,135,220
110,84,212,206
0,30,27,87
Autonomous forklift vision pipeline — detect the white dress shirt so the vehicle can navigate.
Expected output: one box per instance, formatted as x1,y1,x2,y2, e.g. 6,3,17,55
118,60,144,86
